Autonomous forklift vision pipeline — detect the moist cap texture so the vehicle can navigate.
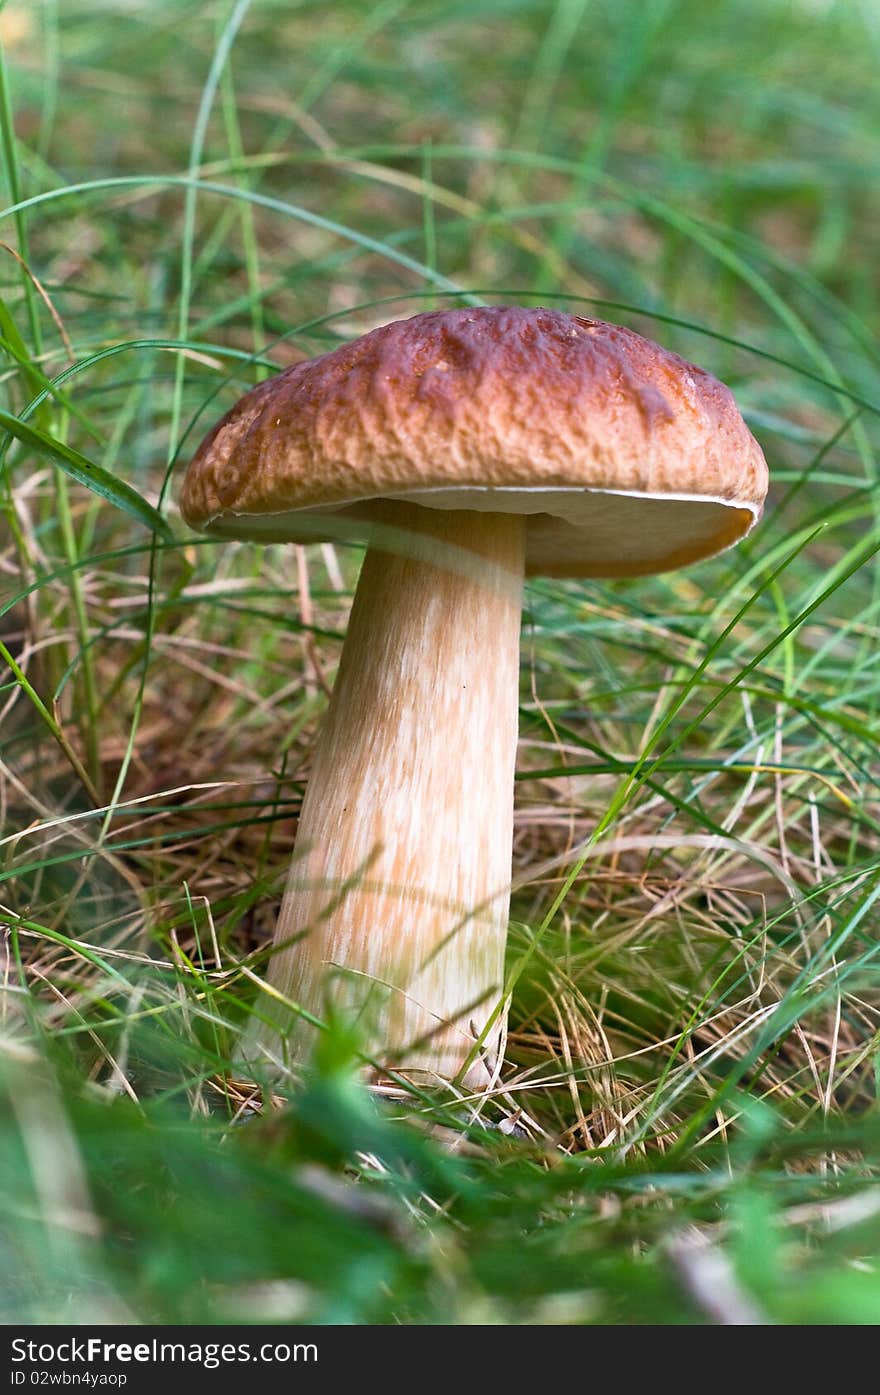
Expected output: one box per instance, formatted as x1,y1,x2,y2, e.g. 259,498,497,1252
180,305,768,577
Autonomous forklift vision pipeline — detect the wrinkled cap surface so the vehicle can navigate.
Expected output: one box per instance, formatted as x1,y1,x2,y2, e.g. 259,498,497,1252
180,306,768,577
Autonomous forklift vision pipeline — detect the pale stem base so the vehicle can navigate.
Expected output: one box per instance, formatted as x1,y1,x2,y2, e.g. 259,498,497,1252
243,502,525,1084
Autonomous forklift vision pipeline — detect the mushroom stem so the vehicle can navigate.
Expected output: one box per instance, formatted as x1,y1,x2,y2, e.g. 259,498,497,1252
244,500,525,1084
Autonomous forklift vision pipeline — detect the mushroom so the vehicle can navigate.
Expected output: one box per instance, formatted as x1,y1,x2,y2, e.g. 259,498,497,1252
180,306,768,1086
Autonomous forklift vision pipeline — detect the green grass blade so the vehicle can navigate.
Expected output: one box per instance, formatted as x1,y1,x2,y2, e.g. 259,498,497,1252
0,408,172,540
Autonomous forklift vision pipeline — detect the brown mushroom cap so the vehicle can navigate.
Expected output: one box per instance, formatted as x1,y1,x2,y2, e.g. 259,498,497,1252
180,306,768,577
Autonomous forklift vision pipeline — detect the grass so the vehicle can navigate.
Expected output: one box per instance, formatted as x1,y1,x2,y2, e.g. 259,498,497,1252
1,0,879,1325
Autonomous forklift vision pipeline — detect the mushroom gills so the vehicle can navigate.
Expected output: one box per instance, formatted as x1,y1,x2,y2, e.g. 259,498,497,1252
200,485,755,577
